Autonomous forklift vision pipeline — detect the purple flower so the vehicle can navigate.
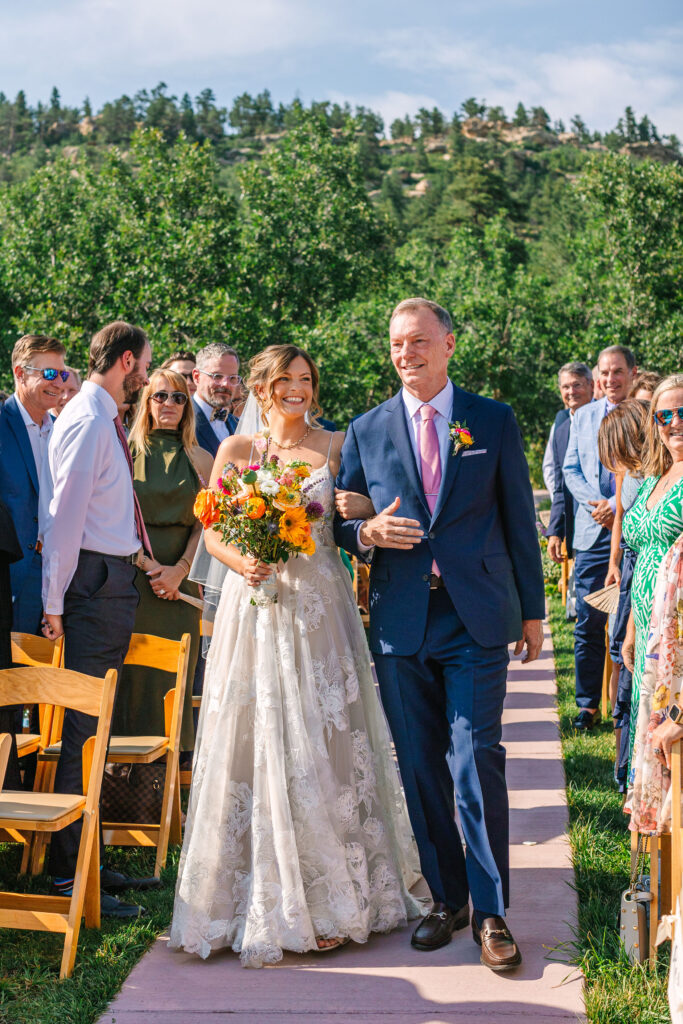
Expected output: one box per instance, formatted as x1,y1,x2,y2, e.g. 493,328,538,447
305,501,324,520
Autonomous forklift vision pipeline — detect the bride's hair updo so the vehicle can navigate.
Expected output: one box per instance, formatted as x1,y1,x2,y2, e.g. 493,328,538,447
247,344,323,425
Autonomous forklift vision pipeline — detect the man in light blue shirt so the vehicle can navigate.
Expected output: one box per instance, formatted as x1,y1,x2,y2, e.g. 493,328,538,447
563,344,637,729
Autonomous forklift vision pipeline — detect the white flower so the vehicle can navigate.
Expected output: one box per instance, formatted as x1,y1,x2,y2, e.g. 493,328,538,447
256,473,280,496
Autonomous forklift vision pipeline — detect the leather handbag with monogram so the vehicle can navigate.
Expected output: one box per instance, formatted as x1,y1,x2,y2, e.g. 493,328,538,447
100,762,165,824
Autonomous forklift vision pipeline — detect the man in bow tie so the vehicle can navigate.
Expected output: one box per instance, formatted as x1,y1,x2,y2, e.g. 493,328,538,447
335,297,545,971
191,343,240,457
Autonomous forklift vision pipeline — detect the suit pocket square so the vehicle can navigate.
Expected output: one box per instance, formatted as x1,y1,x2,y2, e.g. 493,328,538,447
462,448,487,457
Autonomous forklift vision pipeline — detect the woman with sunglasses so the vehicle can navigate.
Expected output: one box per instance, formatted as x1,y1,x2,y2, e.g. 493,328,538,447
113,369,213,754
620,375,683,795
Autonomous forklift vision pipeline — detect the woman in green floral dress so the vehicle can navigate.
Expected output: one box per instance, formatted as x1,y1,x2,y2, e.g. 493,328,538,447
622,375,683,763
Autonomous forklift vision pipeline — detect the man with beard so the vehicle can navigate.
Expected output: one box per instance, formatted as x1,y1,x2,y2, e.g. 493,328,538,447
191,343,240,456
41,321,159,917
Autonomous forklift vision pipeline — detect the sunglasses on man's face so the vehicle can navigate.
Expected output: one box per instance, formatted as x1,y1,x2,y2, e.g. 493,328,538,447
23,365,70,383
653,408,683,426
151,390,188,406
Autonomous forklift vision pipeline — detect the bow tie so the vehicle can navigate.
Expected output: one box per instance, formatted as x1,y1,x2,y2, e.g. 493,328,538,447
211,408,228,422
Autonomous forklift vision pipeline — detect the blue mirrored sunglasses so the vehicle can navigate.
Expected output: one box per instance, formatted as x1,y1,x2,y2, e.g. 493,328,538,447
653,408,683,426
23,364,70,383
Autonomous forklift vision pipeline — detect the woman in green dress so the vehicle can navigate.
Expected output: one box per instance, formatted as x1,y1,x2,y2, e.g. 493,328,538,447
622,375,683,765
113,369,213,750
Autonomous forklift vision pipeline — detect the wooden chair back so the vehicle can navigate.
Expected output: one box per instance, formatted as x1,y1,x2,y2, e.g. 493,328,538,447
11,632,64,668
0,733,10,790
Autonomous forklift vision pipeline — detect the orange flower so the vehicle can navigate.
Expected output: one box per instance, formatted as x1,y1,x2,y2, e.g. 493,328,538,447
193,488,221,528
245,497,266,520
278,506,309,543
299,533,316,556
294,465,310,479
273,486,302,511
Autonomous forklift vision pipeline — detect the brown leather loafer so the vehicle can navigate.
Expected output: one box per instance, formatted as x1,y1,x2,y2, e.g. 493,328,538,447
472,916,522,971
411,901,469,951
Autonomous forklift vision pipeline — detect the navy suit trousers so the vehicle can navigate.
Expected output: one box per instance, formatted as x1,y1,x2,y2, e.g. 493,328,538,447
48,550,138,878
573,534,611,709
374,588,509,917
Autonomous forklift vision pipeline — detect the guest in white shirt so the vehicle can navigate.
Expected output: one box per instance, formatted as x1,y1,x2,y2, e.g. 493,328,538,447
0,334,66,634
41,320,160,917
191,343,240,456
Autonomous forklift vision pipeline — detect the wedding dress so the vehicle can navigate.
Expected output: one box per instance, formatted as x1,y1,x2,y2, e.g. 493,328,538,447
170,452,424,967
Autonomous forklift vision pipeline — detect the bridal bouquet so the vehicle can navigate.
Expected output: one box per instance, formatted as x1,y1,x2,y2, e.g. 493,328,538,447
193,446,324,605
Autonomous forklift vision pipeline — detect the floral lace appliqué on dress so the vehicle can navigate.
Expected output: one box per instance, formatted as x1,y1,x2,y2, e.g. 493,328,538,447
170,462,424,967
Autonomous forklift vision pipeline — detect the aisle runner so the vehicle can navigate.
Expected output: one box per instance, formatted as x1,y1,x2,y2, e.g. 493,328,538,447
99,622,584,1023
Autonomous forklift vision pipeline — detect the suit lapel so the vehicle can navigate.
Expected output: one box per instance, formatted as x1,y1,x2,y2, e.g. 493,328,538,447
385,394,430,518
431,384,475,525
5,396,39,494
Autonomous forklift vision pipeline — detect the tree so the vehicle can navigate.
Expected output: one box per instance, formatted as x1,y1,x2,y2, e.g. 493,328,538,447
98,95,136,145
570,115,589,141
236,114,392,333
513,103,528,127
530,106,550,130
461,98,486,118
0,128,240,368
487,106,506,124
195,88,226,143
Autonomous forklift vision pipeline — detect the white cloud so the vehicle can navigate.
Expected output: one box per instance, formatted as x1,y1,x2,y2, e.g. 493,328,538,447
373,25,683,136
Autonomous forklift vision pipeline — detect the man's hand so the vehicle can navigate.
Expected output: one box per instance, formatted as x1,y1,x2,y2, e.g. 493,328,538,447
335,489,375,520
547,536,564,564
589,499,614,530
358,497,423,550
514,619,544,664
42,613,64,640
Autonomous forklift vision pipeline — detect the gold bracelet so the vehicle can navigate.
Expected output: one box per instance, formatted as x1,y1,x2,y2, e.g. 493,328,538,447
177,557,191,576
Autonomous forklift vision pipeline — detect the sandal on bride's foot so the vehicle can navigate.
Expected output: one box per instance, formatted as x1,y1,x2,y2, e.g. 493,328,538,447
314,936,350,952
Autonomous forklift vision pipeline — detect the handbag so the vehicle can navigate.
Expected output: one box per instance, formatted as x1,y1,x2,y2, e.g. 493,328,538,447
619,834,652,963
100,762,166,824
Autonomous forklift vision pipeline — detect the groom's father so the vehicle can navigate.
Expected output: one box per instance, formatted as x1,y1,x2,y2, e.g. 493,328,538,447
335,298,544,971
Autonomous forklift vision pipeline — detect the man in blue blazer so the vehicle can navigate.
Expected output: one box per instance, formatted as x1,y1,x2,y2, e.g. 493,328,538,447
335,298,544,971
562,345,636,729
191,343,239,457
0,335,67,634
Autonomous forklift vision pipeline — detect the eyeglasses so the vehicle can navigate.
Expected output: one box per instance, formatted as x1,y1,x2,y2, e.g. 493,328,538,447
653,408,683,426
150,390,188,406
23,365,70,383
197,369,242,387
178,372,194,382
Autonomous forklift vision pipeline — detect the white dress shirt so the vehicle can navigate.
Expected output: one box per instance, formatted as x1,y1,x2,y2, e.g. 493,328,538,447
15,393,53,478
401,381,454,476
542,421,556,497
41,380,139,614
195,394,230,443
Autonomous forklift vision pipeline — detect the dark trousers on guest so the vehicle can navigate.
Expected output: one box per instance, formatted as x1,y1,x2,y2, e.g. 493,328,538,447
374,588,510,918
48,550,138,879
573,534,611,710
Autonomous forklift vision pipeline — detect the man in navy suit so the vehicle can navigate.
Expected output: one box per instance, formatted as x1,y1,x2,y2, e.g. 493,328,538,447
335,298,544,971
0,334,67,634
191,343,240,457
546,362,594,572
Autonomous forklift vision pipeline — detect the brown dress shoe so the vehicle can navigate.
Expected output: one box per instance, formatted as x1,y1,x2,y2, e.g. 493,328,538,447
472,916,522,970
411,902,469,951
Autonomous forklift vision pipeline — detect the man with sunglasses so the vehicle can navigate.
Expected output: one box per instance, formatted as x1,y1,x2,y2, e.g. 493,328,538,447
0,334,67,636
191,342,240,457
563,344,637,730
160,350,197,396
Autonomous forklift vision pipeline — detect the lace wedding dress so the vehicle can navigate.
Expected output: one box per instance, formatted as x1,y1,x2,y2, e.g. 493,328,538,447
170,459,424,967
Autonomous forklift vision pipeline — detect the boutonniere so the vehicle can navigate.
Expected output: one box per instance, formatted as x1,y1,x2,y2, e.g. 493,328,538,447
449,421,474,456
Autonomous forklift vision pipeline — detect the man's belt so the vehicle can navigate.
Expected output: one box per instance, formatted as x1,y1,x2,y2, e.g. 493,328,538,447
81,547,142,566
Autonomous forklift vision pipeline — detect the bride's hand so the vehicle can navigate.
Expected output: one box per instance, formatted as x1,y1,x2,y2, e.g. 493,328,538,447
335,489,375,520
242,557,276,587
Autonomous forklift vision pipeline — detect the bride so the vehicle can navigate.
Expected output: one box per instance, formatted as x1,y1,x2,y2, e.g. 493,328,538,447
170,344,424,967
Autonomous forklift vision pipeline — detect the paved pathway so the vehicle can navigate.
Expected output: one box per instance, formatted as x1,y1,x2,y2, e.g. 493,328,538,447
98,622,584,1023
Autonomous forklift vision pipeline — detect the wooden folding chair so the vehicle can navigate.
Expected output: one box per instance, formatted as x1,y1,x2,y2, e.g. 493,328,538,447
0,665,116,978
38,632,191,878
560,542,570,607
180,620,211,789
601,623,614,719
11,632,64,762
0,733,11,790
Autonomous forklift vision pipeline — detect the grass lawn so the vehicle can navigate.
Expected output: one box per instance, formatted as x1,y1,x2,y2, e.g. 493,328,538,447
0,842,179,1024
547,588,671,1023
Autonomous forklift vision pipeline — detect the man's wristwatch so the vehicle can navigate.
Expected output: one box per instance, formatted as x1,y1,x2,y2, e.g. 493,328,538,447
669,704,683,724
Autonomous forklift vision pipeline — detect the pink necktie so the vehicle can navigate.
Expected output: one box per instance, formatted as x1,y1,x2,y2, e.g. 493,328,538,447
418,404,441,576
114,415,153,559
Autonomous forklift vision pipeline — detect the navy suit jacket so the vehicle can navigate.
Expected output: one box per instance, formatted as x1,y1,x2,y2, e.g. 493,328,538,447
0,395,44,630
334,384,545,655
192,398,237,459
547,409,576,545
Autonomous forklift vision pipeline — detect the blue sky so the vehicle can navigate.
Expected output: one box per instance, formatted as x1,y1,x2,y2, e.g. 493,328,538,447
2,0,682,136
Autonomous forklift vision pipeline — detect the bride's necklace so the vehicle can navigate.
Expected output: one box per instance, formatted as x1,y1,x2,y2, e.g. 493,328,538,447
268,424,311,451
